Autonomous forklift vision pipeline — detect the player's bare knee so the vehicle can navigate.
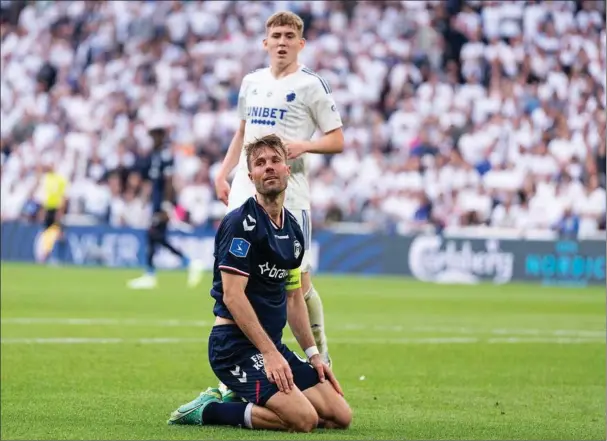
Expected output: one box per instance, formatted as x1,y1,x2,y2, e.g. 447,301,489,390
289,408,318,433
333,404,352,429
284,404,318,433
321,398,351,429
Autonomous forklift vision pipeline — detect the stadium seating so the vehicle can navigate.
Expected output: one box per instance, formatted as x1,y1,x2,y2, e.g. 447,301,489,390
1,0,605,239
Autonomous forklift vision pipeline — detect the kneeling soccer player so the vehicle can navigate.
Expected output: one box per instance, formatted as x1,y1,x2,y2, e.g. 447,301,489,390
168,134,352,432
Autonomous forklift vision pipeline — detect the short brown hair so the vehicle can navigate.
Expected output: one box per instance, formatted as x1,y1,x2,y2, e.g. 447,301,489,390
244,134,288,171
265,11,304,37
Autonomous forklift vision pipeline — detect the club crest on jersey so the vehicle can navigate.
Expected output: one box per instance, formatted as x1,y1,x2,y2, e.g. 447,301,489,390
286,92,296,102
294,240,302,259
229,238,250,258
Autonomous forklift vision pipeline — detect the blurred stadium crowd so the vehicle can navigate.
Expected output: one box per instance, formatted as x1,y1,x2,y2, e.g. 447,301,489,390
1,0,605,238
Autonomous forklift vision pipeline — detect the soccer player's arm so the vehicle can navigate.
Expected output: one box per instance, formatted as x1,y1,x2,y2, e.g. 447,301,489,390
162,152,175,205
216,79,248,182
285,267,317,354
217,218,276,356
305,78,344,155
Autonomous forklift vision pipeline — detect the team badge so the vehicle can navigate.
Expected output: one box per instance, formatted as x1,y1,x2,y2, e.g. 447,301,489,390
229,238,251,258
294,240,302,259
286,92,296,102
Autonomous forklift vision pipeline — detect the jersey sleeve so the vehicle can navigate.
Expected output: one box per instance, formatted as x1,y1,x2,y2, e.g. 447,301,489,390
308,77,343,134
237,78,248,121
216,214,253,277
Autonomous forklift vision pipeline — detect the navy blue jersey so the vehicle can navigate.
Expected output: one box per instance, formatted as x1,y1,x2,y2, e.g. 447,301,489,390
210,197,305,343
143,146,174,213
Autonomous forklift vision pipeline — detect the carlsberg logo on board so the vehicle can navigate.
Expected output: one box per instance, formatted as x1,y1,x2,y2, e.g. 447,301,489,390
409,235,514,284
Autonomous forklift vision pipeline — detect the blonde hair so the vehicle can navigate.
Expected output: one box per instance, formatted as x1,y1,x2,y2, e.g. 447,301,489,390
244,134,288,171
265,11,304,37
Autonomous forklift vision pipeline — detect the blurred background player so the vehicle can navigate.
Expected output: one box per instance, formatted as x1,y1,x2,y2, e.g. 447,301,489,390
37,162,68,263
127,115,203,289
213,11,343,367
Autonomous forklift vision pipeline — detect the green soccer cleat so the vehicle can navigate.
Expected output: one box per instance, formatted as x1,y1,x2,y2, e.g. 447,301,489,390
218,382,247,403
221,388,247,403
167,387,222,425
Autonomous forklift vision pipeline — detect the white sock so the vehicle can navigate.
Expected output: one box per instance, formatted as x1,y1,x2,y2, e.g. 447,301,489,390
244,402,254,429
304,285,328,355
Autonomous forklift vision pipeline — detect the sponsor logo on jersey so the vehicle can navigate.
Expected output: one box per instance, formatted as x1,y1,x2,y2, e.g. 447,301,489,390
246,106,288,126
258,262,288,279
243,214,256,231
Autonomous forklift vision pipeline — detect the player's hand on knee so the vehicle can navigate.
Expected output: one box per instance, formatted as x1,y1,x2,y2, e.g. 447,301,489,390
214,176,230,205
309,354,327,383
310,354,344,397
263,350,294,394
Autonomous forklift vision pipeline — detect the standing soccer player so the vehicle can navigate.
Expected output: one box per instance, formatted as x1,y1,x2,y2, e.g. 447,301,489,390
127,116,203,289
37,162,68,263
168,135,352,432
214,11,343,367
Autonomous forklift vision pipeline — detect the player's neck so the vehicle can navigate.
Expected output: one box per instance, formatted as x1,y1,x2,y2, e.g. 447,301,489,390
270,61,300,79
256,194,284,227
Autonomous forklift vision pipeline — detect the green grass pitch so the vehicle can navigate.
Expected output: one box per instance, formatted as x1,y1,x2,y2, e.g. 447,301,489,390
1,262,605,440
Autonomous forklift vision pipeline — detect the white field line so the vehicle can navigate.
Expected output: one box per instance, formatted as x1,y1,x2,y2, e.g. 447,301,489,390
1,317,605,338
0,336,604,345
0,317,212,327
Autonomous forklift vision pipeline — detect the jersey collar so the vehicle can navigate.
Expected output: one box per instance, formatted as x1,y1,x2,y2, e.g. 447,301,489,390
254,196,285,230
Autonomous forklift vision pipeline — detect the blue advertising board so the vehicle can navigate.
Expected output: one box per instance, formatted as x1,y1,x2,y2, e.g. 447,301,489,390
1,222,604,287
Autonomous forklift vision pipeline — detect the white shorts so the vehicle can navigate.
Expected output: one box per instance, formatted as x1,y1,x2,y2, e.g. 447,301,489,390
290,207,312,273
227,169,255,213
228,170,312,273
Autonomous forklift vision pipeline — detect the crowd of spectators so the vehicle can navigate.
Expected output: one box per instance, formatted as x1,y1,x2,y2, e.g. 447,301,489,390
1,0,605,238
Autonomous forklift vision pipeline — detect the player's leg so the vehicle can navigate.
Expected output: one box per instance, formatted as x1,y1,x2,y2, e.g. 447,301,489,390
168,386,317,432
282,343,351,429
153,223,204,288
153,212,190,267
303,381,352,429
169,325,318,431
54,225,67,263
127,229,158,289
301,271,331,364
39,209,61,263
295,209,331,365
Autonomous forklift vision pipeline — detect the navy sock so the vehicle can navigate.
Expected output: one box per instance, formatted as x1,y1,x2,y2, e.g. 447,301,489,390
202,402,248,427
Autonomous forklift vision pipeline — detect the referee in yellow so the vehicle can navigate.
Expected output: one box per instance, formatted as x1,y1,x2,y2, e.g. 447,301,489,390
38,163,68,263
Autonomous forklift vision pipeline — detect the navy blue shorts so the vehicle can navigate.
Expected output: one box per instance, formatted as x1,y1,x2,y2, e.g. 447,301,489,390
208,324,320,406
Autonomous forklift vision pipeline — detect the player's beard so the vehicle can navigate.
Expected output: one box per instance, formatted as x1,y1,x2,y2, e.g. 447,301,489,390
255,175,288,201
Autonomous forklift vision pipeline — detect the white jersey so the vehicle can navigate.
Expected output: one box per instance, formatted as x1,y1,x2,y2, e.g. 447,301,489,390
229,65,343,211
